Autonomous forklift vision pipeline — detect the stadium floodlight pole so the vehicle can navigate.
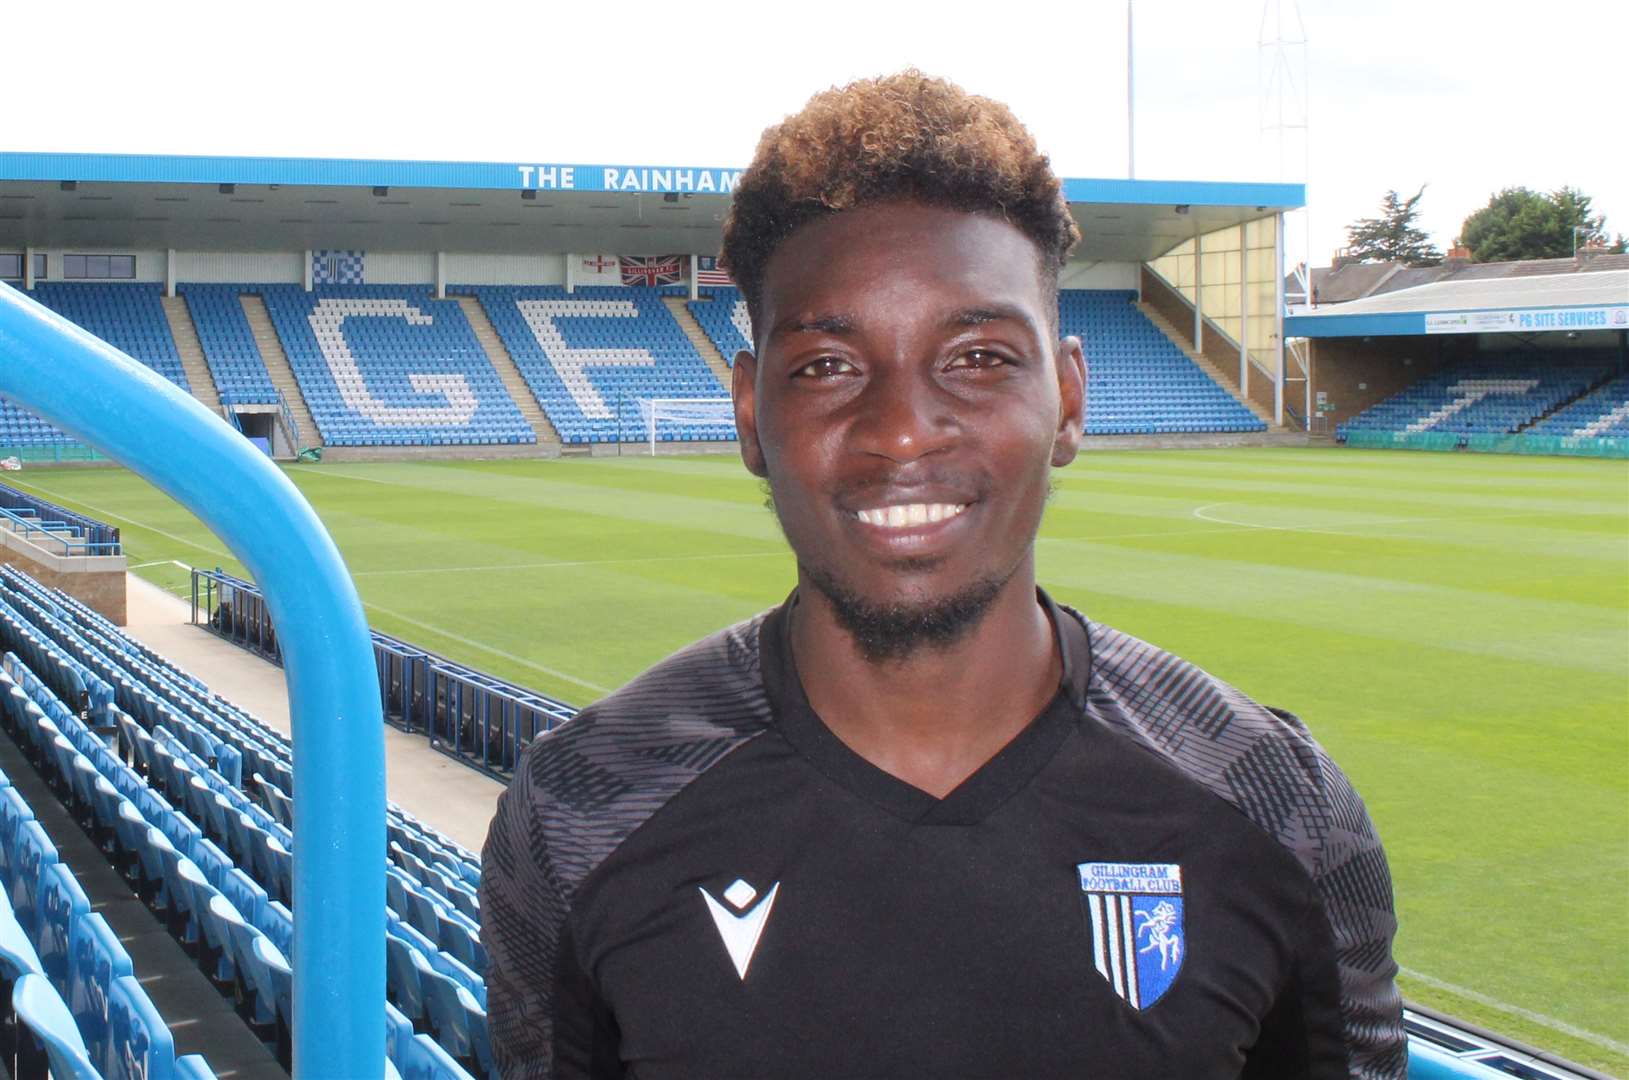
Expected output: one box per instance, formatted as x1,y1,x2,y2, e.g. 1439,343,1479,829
1127,0,1136,179
0,283,385,1079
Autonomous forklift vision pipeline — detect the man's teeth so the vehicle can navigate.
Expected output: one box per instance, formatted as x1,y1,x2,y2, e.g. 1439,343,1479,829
855,503,968,527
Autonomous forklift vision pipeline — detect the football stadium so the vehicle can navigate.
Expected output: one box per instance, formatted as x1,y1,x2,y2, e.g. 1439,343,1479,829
0,72,1625,1080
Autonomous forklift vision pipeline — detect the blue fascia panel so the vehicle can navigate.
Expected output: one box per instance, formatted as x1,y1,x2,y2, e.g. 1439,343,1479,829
0,152,746,194
1284,312,1427,338
0,152,1306,209
1062,176,1304,210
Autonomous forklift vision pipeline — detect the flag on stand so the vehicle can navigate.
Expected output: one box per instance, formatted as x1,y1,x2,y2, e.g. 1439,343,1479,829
620,255,685,286
578,253,622,286
696,256,734,288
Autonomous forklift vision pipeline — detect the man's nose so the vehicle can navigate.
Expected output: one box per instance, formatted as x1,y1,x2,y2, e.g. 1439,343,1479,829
848,367,957,463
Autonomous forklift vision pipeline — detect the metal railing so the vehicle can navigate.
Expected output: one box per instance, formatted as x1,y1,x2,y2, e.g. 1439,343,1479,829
276,389,301,449
0,481,121,555
193,566,578,781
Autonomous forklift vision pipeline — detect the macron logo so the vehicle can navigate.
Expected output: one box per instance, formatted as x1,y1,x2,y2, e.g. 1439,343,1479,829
699,878,779,980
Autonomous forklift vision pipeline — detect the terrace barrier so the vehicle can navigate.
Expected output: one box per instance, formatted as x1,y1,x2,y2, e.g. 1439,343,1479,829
0,480,121,554
1343,428,1629,458
193,566,577,780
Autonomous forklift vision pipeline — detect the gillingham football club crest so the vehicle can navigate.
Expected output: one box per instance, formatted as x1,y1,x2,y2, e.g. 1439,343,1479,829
1078,862,1184,1009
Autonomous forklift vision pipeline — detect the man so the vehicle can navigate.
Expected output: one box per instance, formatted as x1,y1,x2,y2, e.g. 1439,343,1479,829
482,71,1404,1078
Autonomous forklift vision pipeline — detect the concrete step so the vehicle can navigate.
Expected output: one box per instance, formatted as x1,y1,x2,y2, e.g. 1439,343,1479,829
1135,302,1280,428
662,296,734,391
239,294,321,449
161,295,222,413
454,296,559,446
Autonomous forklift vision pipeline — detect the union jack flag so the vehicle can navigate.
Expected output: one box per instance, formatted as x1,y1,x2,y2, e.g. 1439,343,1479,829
696,256,734,288
620,255,684,286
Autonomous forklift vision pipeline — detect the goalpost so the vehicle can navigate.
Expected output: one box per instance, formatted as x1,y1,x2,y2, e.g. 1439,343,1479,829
636,397,736,455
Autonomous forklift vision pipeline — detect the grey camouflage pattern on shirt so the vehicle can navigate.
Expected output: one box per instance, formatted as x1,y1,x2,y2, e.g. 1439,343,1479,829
1075,608,1406,1079
480,605,1405,1078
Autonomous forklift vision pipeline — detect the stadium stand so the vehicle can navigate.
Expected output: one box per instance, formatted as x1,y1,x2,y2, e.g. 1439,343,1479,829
3,283,192,451
177,286,280,406
2,280,1277,450
0,395,77,449
1060,290,1266,435
685,286,753,365
1526,373,1629,438
0,563,489,1078
26,284,190,395
1337,360,1610,442
459,286,727,444
257,285,534,448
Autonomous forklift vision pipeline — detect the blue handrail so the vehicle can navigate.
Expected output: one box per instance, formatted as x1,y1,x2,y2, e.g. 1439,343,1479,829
0,281,384,1077
0,506,121,557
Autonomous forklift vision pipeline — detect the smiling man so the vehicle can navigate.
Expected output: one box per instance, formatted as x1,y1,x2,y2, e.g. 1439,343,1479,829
482,72,1405,1079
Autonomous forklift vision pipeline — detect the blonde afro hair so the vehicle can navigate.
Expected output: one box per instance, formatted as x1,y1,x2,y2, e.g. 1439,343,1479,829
721,70,1080,326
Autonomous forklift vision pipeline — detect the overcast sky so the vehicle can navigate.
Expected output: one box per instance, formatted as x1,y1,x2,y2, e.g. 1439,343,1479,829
8,0,1624,270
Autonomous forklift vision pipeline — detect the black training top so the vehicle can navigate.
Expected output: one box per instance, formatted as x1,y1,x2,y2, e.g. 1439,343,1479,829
480,593,1405,1079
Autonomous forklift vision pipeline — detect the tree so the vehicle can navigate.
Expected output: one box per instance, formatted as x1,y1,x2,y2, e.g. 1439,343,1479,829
1344,187,1443,266
1458,186,1627,262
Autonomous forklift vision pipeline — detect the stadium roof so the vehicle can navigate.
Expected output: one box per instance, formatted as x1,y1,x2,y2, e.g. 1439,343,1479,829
1296,252,1629,306
0,152,1303,264
1284,269,1629,339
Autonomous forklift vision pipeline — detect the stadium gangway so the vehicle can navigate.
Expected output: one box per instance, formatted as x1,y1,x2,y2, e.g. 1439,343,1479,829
0,283,383,1077
0,284,1609,1080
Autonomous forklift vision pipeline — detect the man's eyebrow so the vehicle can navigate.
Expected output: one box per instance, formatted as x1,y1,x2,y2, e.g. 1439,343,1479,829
771,313,856,338
949,305,1035,329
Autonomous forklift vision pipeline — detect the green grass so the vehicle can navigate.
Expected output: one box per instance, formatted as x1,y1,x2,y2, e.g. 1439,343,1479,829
11,447,1628,1073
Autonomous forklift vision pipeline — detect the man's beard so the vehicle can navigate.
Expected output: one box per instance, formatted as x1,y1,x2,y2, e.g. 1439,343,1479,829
799,556,1014,664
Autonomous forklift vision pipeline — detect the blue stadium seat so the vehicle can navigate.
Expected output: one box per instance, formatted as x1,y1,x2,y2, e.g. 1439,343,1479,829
0,894,44,983
399,1031,478,1080
107,972,184,1080
11,971,100,1080
384,930,431,1028
67,911,132,1071
10,819,59,940
36,860,90,994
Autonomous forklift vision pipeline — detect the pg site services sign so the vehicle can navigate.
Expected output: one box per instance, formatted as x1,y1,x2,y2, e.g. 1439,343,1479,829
1426,306,1629,335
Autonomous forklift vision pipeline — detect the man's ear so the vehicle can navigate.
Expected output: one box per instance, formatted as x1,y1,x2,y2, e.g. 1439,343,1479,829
732,350,768,478
1052,335,1086,467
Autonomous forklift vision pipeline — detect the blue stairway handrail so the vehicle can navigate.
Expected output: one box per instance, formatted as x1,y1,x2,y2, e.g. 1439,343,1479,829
0,282,384,1077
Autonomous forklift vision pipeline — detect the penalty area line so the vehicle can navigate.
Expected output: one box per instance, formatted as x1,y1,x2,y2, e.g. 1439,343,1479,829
352,550,784,577
1398,966,1629,1055
1190,503,1539,539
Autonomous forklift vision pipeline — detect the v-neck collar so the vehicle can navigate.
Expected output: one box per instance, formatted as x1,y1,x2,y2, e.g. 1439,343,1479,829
758,588,1094,826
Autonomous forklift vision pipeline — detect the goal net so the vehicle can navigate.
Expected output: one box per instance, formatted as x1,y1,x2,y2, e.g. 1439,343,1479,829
635,397,737,454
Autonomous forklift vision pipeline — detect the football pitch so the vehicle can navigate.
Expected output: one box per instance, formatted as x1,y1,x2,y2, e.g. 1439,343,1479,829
11,447,1628,1072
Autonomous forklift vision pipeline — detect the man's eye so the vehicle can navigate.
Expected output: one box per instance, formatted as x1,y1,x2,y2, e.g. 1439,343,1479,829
795,357,857,378
947,349,1008,370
